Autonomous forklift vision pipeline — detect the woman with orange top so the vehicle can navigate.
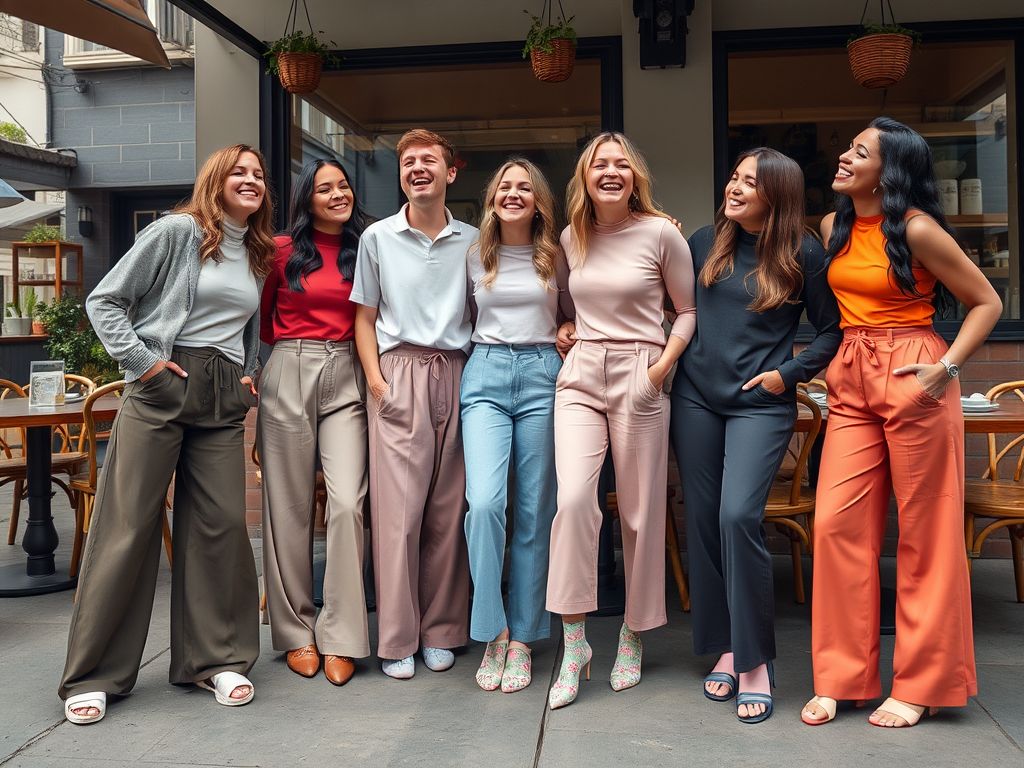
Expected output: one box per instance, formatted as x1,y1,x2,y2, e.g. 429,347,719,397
803,117,1001,728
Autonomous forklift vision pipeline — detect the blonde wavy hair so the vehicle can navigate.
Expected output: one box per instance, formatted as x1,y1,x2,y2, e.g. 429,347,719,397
564,132,668,266
472,158,559,290
175,143,276,277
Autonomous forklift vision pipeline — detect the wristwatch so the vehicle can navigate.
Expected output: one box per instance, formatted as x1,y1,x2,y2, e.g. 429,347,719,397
939,358,960,379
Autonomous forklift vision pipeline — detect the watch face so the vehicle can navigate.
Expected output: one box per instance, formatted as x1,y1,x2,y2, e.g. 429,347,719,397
948,364,960,378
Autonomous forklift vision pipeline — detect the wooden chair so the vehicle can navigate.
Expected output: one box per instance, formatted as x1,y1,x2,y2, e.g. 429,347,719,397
605,486,691,612
764,391,822,604
4,377,92,546
964,381,1024,602
68,381,172,579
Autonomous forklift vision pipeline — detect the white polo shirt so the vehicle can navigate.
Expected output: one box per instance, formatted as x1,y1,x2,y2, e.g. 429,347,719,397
351,204,475,354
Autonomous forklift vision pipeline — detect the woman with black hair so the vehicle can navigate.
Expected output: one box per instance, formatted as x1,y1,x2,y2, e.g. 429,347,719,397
258,159,371,687
803,118,1001,728
672,148,840,724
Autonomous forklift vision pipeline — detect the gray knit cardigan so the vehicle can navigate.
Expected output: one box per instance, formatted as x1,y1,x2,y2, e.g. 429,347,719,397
86,213,263,382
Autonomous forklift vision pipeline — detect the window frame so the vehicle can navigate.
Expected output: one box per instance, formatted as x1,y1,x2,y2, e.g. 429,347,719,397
714,18,1024,340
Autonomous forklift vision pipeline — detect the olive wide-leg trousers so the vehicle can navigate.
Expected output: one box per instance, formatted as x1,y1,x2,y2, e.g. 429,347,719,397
59,347,259,701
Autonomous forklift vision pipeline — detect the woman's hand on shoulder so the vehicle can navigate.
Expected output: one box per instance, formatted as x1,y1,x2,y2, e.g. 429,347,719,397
556,321,577,359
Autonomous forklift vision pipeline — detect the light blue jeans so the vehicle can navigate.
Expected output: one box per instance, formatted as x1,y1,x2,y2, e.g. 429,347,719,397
461,343,561,644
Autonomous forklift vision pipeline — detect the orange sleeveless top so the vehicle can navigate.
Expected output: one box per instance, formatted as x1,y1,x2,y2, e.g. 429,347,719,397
827,214,936,329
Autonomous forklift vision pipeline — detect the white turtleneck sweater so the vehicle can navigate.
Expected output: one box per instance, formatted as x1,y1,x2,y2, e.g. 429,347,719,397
175,217,259,365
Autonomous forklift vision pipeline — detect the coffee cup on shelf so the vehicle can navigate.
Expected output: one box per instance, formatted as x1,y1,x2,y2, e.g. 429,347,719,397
960,178,982,215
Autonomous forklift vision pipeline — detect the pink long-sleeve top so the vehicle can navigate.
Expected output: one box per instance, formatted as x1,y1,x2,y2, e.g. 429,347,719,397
559,215,696,346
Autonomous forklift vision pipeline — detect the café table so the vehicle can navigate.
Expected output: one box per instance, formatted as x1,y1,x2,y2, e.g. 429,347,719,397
0,393,121,596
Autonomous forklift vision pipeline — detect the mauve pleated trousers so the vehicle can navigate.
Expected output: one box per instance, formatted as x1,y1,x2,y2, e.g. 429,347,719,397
367,344,470,660
546,340,669,632
812,326,978,707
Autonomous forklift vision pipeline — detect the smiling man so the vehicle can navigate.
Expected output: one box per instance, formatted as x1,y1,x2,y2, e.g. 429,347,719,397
352,129,475,679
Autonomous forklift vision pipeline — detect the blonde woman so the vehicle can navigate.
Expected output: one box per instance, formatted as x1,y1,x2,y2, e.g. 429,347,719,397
464,158,571,693
60,145,274,724
546,132,696,709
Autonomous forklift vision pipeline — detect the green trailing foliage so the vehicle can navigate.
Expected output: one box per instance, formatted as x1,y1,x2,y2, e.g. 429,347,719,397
265,30,337,75
848,21,923,48
37,293,120,384
522,9,576,58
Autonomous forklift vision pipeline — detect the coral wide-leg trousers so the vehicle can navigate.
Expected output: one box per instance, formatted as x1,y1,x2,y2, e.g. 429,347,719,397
811,327,977,707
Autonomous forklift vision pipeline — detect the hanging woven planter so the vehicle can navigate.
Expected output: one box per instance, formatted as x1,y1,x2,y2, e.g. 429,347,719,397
523,1,577,84
846,0,920,90
530,38,577,83
265,0,335,95
276,52,323,93
848,33,913,89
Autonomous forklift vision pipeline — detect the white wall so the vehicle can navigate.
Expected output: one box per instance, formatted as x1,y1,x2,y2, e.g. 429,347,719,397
194,22,260,169
0,24,46,147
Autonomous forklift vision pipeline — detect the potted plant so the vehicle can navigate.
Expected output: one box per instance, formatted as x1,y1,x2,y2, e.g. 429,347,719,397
21,289,47,335
847,21,922,89
3,292,32,337
22,222,63,244
265,29,335,94
523,4,577,83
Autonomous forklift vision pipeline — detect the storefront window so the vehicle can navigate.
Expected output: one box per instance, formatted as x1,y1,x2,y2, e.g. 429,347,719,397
727,40,1019,320
289,59,603,225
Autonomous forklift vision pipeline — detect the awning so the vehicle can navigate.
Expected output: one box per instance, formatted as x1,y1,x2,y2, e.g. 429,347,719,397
0,0,171,69
0,200,65,241
0,179,27,209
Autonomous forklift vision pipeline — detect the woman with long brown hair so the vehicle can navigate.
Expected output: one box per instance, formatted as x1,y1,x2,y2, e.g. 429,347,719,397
670,147,841,724
462,158,570,694
545,132,695,709
59,144,275,725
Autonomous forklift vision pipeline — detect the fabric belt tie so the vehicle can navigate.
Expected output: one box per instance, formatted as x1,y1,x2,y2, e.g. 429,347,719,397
202,350,235,422
841,329,879,368
420,349,452,381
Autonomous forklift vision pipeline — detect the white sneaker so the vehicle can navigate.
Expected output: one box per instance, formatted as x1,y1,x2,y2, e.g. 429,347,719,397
422,647,455,672
382,656,415,679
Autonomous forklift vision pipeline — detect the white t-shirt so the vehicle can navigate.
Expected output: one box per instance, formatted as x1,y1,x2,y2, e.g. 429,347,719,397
351,204,475,354
469,244,562,345
175,219,259,364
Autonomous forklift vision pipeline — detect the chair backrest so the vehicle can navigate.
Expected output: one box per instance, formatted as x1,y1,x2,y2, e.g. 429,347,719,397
0,379,26,460
790,391,823,504
81,381,125,487
982,380,1024,483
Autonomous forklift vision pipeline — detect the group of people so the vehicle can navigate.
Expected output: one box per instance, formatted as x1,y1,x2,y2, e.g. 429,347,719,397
58,118,1001,731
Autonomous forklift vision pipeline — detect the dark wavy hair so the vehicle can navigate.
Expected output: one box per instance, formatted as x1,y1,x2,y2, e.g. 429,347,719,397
825,116,954,316
284,159,368,292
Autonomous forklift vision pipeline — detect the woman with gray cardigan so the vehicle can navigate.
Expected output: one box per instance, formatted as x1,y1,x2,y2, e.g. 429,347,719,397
59,144,276,725
670,148,841,724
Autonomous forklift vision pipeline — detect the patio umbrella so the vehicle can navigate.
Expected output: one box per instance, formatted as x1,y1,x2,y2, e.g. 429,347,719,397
0,0,171,69
0,178,27,209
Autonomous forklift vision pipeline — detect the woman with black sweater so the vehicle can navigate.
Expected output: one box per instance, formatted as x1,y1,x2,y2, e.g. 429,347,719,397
670,148,841,724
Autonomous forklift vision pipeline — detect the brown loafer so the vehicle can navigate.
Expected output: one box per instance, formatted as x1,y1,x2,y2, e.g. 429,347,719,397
324,655,355,686
286,645,320,677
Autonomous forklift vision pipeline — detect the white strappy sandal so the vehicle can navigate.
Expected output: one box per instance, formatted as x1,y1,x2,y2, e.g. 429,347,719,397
195,671,254,707
64,691,106,725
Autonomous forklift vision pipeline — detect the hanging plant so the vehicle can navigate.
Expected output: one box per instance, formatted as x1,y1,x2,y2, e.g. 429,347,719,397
265,1,337,94
847,2,921,89
523,2,577,84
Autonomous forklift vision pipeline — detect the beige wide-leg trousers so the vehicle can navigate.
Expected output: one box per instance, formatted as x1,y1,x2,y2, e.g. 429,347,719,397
368,344,470,660
59,347,259,700
258,339,370,658
547,340,669,632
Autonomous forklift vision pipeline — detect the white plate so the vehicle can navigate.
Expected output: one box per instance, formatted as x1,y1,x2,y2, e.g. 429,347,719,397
962,402,999,413
63,392,84,402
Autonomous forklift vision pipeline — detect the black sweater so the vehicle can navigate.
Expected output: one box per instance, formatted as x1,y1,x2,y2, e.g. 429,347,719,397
673,226,841,407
